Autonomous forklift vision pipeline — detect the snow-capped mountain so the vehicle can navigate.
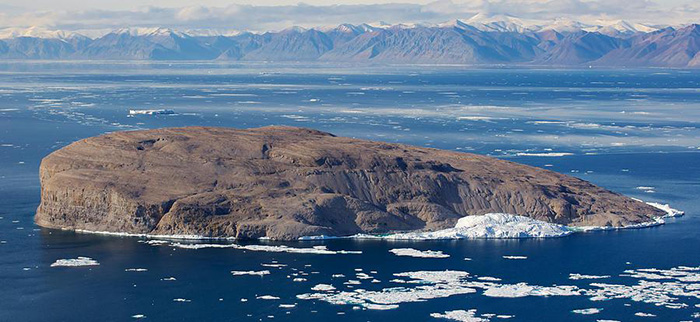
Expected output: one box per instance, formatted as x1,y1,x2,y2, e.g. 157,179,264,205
0,19,697,67
0,26,88,40
465,13,533,33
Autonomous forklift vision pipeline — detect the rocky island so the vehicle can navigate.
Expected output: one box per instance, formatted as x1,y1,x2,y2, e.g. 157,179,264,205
35,126,666,240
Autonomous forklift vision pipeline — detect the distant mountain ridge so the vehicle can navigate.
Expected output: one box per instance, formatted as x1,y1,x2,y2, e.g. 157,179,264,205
1,19,699,67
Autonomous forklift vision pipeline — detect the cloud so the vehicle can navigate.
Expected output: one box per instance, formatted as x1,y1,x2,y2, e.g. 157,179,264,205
0,0,696,34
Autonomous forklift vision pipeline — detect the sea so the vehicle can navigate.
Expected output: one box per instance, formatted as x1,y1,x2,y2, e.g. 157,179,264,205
0,62,698,322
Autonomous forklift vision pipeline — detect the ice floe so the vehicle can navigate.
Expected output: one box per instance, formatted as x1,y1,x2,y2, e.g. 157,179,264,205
297,265,697,313
634,312,656,317
50,257,99,267
502,256,527,260
482,283,580,298
173,298,191,302
389,248,450,258
585,265,700,309
515,152,574,157
569,273,610,280
298,270,477,310
431,309,489,322
256,295,280,300
311,284,336,291
125,268,148,272
128,109,175,115
147,240,361,255
231,270,270,277
262,263,287,268
571,308,602,315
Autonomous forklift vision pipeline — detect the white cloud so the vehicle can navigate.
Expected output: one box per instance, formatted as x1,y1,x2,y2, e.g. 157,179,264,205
0,0,696,34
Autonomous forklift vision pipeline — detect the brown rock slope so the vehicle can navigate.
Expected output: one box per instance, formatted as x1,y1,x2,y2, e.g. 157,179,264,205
35,126,665,240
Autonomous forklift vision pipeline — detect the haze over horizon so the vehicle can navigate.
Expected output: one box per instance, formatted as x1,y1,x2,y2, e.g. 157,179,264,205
0,0,698,34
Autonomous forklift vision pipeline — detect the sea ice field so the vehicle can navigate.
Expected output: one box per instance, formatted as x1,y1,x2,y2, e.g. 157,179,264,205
0,62,699,321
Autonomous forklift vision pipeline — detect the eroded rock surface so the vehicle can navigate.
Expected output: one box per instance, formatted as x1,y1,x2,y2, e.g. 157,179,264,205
35,126,665,240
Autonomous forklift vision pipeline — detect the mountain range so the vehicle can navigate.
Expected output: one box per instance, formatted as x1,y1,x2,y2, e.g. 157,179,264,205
1,17,699,67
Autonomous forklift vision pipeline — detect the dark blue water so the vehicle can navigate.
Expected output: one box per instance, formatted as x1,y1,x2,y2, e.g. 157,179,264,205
0,63,698,321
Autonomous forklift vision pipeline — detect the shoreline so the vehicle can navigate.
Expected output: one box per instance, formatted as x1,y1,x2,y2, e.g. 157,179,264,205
59,201,685,243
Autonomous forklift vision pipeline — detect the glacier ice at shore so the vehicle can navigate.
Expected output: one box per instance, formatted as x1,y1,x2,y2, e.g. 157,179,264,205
345,213,573,240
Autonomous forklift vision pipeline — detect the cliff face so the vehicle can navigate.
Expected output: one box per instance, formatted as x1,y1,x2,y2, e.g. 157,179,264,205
35,126,665,240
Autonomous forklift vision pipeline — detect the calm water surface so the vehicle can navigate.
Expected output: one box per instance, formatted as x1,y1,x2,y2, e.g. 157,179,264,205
0,63,698,321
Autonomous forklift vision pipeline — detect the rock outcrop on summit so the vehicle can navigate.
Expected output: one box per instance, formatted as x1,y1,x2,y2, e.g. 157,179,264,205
35,126,665,240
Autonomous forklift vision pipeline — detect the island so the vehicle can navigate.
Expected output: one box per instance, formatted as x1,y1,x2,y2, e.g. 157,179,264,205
35,126,666,240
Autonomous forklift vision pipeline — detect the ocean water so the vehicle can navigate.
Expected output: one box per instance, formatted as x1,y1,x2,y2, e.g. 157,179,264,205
0,62,699,321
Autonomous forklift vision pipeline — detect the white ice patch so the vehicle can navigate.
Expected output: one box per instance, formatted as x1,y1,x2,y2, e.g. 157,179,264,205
231,270,270,277
262,263,287,268
256,295,280,300
585,265,700,309
431,309,489,322
298,270,476,310
634,312,656,317
571,308,603,315
125,268,148,272
311,284,336,291
389,248,450,258
646,202,684,217
457,116,496,121
573,201,684,232
297,265,700,313
50,257,99,267
148,240,361,255
515,152,574,157
129,109,175,115
569,274,610,280
482,283,580,298
502,256,527,260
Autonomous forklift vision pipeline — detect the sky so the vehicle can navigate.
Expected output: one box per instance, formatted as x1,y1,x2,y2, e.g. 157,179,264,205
0,0,698,33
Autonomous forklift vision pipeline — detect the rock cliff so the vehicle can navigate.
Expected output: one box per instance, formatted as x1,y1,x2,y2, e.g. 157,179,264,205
35,126,665,240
